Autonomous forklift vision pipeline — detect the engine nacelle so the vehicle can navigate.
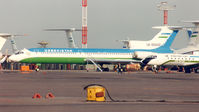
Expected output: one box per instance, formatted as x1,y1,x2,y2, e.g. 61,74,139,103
133,51,158,59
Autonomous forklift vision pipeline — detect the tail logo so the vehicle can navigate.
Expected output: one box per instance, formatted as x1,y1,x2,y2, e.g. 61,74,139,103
191,31,198,38
159,33,171,38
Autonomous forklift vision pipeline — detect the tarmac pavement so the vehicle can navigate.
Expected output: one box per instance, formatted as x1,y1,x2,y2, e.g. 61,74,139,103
0,71,199,112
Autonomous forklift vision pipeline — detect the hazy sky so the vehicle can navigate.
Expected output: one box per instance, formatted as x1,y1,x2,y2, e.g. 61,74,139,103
1,0,199,51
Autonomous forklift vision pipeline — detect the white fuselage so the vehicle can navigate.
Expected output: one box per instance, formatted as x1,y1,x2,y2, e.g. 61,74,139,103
148,53,199,66
123,26,175,49
8,48,134,64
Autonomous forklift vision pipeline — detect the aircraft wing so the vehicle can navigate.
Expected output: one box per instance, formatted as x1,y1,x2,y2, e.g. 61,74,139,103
86,58,141,64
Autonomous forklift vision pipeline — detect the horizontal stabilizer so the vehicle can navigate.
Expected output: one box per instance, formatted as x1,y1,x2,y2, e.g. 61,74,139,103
152,26,183,30
182,20,199,24
0,33,27,38
0,33,12,38
182,20,199,27
45,28,82,32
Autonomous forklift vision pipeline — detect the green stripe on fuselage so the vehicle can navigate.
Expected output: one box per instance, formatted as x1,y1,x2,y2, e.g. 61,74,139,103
162,60,199,65
162,60,175,65
20,57,133,64
20,57,86,64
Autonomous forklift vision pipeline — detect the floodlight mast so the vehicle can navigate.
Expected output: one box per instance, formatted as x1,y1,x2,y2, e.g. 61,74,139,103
157,2,176,26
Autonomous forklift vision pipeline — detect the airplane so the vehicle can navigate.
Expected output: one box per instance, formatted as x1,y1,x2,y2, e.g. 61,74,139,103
132,21,199,73
134,52,199,73
122,21,199,55
133,21,199,59
8,26,182,71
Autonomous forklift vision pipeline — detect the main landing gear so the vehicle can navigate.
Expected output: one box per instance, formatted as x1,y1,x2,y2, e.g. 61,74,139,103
181,67,198,73
152,65,158,73
178,67,198,73
96,64,109,72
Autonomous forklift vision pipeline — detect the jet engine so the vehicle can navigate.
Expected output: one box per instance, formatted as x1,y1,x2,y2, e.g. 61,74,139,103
133,51,158,59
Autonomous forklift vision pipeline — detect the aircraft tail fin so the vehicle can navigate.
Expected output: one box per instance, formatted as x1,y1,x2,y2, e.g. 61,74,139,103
150,26,181,51
45,28,81,48
0,33,13,51
10,36,19,54
174,28,199,54
184,21,199,47
187,30,199,47
0,37,7,51
121,26,181,50
187,29,192,39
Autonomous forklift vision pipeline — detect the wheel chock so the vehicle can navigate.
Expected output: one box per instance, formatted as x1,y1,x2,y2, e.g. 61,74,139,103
45,92,55,99
32,93,42,99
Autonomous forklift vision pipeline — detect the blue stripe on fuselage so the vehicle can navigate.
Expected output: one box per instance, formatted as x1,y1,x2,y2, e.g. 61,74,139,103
29,48,133,53
190,56,199,58
28,47,172,54
28,30,178,54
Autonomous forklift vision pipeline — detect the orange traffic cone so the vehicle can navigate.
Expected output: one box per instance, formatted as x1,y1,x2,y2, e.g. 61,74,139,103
32,93,42,99
45,92,55,99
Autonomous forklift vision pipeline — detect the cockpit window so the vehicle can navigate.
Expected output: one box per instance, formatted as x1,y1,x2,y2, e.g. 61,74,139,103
15,51,24,55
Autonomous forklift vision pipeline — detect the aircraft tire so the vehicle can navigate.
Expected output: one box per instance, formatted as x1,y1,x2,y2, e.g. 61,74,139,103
178,67,183,72
35,68,40,72
194,68,198,73
185,68,191,73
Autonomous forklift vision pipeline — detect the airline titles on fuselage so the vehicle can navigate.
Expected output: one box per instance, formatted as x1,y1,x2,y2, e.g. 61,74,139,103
146,43,161,46
44,49,73,53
